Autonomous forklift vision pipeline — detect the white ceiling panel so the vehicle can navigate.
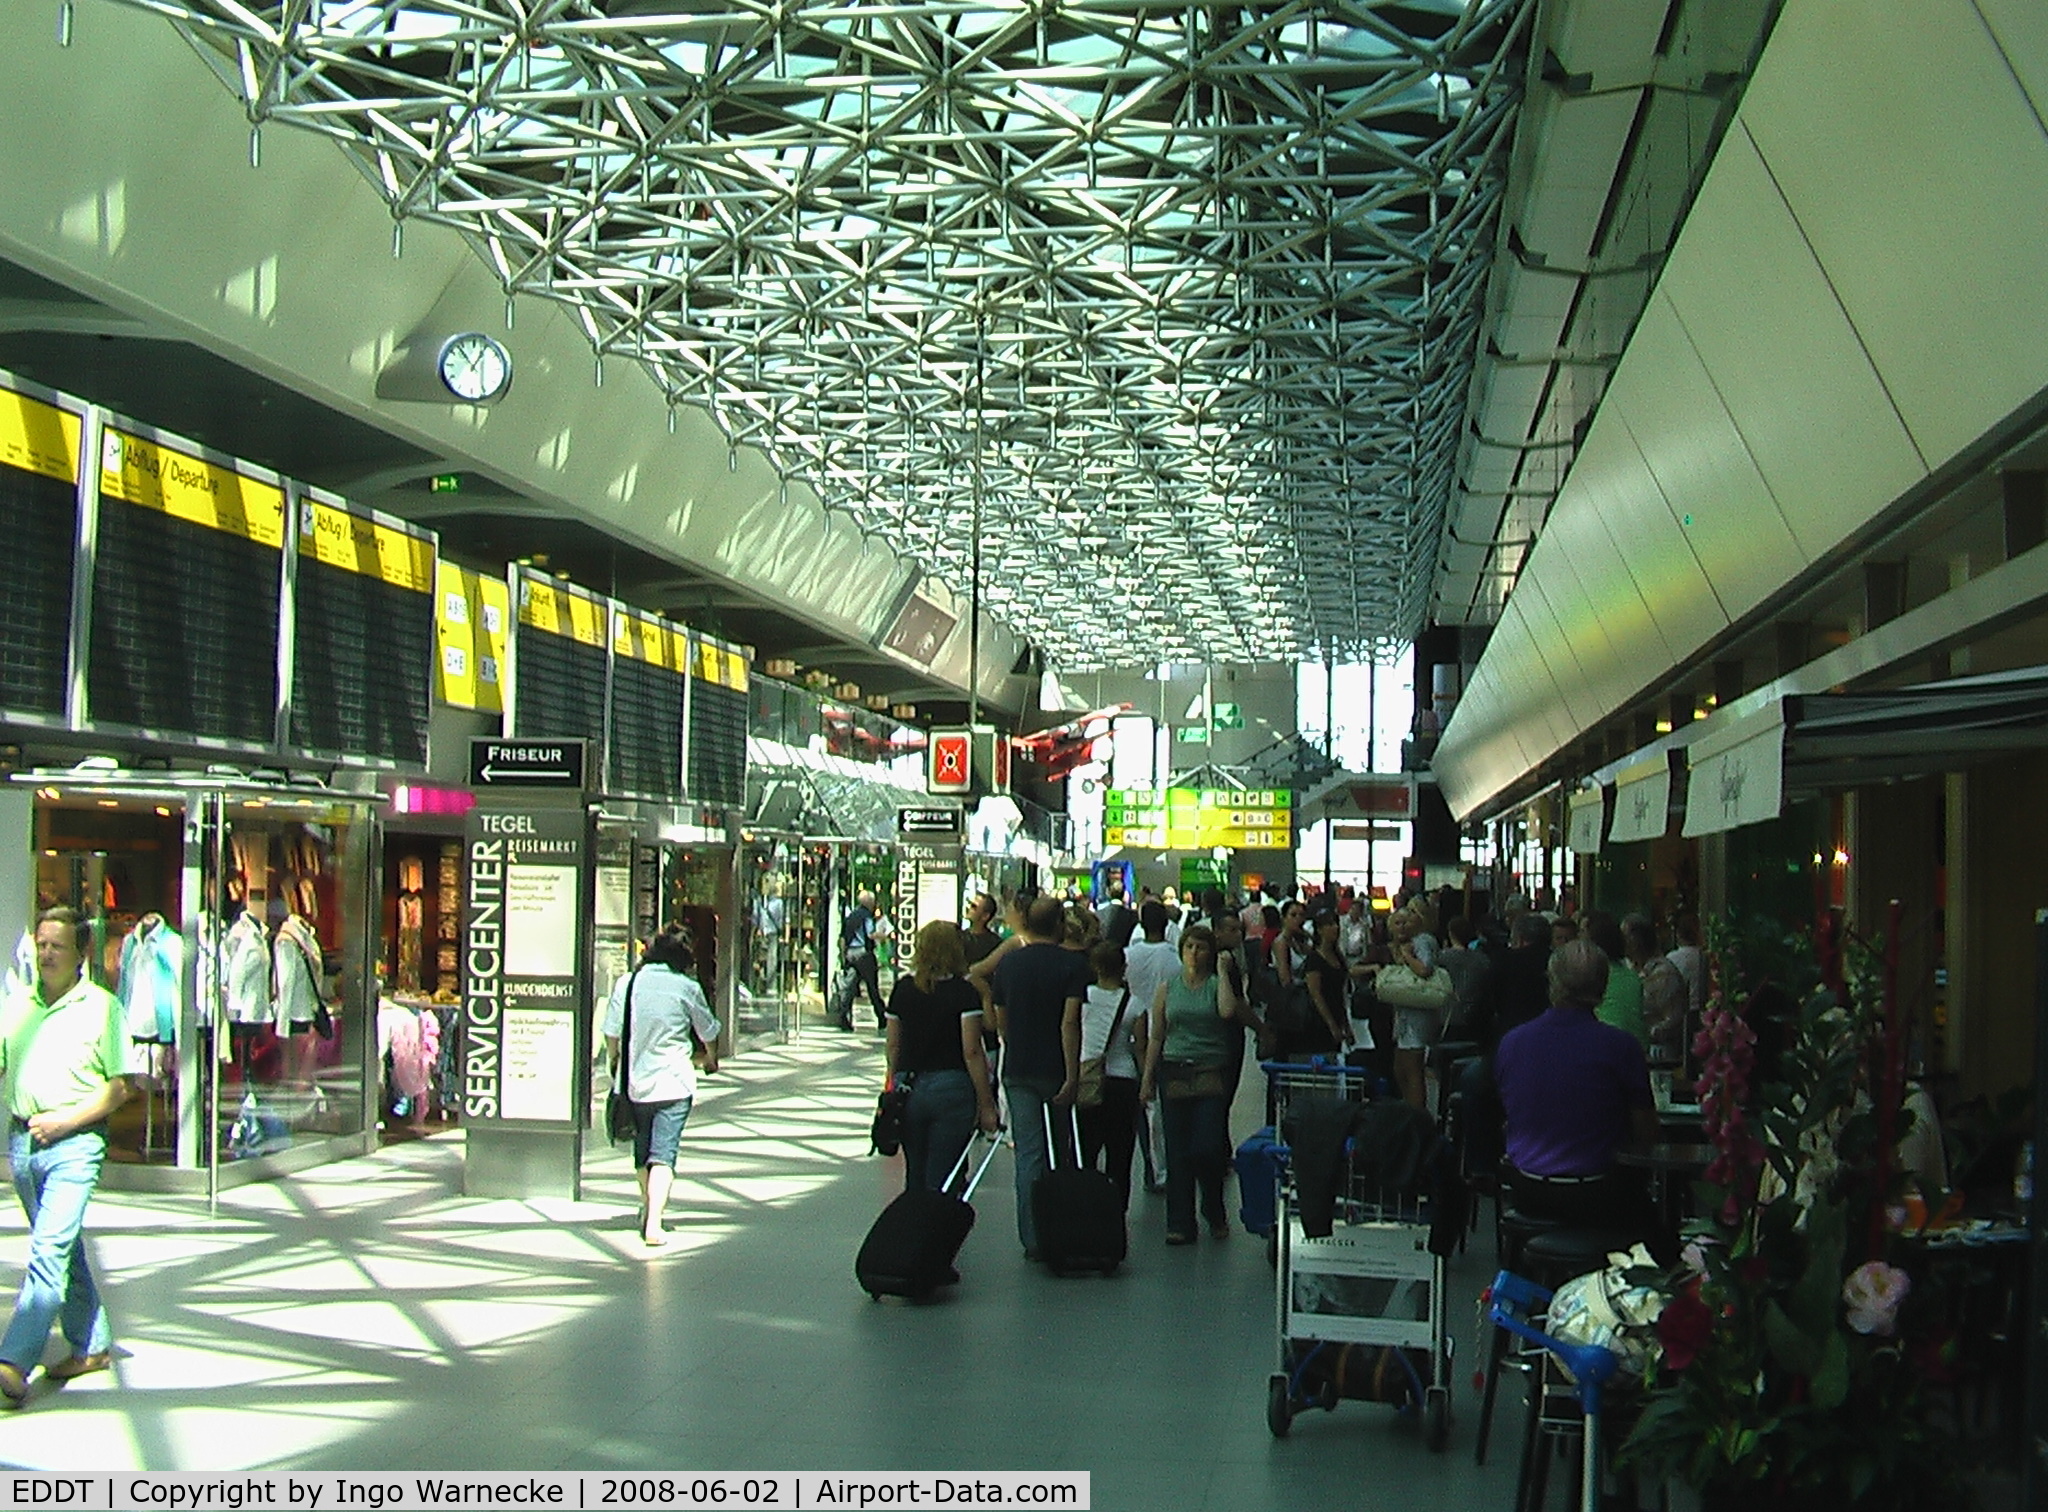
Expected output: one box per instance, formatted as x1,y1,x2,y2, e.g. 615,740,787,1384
1659,125,1927,563
1739,0,2048,471
1514,89,1647,261
1603,293,1807,625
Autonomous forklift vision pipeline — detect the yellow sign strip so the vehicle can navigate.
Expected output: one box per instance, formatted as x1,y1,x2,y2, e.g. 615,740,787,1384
518,576,607,648
613,610,677,671
0,388,78,485
688,636,750,692
98,428,284,548
299,499,433,593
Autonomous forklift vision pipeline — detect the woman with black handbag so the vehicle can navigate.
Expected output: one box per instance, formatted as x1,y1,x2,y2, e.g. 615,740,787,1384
602,925,721,1248
884,921,999,1193
1138,925,1242,1246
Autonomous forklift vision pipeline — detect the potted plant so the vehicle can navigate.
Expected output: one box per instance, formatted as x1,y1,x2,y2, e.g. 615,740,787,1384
1618,918,1973,1511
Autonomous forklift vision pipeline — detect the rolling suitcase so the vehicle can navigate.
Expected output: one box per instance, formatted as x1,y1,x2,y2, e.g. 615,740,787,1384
1032,1104,1127,1276
1234,1126,1284,1238
855,1131,1001,1300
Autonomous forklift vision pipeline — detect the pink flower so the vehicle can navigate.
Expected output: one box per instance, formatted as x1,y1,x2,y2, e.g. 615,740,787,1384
1842,1260,1911,1335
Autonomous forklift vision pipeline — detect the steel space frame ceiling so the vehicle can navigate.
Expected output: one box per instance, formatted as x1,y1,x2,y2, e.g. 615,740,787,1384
106,0,1533,671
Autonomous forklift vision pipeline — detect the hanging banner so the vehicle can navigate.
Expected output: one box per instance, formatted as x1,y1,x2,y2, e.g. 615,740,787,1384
1567,787,1606,854
1683,703,1787,837
1608,754,1674,845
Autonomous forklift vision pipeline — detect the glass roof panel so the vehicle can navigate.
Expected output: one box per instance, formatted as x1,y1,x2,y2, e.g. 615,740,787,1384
115,0,1535,671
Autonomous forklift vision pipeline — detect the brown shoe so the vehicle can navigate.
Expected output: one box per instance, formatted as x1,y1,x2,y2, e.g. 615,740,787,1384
44,1353,110,1383
0,1361,25,1408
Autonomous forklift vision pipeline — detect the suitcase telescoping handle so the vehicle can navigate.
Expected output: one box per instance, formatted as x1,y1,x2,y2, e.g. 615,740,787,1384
943,1129,1004,1201
1041,1101,1084,1169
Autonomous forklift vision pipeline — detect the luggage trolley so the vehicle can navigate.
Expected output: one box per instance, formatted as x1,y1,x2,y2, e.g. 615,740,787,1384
1261,1060,1453,1451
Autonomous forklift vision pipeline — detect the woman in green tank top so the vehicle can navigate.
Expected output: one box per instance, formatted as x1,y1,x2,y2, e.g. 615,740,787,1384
1139,925,1243,1245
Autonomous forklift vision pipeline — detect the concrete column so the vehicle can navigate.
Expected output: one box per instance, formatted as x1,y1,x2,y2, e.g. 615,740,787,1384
2003,469,2045,559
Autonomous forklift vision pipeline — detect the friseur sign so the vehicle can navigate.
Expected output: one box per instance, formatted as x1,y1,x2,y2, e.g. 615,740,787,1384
469,737,587,789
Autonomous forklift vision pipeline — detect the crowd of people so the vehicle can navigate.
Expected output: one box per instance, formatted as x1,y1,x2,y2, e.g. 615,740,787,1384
861,874,1710,1267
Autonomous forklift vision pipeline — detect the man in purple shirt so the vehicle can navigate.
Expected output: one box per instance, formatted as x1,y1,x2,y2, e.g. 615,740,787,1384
1495,938,1664,1253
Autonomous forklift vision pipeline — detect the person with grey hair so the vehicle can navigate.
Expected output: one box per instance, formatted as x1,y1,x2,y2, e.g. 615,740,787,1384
1493,937,1667,1257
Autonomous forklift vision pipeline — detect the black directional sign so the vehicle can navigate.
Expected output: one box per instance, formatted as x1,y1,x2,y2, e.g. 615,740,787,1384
897,805,965,837
470,737,587,789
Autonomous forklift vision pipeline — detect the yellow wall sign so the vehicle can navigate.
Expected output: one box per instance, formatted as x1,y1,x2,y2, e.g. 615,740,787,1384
98,428,284,548
298,498,433,594
518,576,607,647
435,562,509,714
0,387,78,485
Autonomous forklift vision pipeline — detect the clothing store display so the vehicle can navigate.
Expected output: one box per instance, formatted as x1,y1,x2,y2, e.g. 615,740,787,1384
117,915,183,1044
273,915,324,1030
222,913,274,1025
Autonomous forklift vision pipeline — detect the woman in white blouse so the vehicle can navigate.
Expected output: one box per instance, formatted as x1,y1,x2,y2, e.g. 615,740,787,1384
603,926,721,1248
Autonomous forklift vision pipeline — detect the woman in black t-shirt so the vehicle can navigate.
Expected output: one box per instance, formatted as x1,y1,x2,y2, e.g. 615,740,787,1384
885,920,1001,1192
1297,910,1354,1060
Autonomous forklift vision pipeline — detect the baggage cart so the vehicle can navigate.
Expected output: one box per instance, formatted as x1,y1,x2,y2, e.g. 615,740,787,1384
1261,1060,1453,1451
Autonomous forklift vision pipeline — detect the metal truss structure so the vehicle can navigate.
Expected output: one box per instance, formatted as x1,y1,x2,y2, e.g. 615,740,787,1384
109,0,1533,671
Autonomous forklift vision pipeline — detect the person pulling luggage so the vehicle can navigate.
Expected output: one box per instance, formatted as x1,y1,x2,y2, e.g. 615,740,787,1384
882,921,1000,1192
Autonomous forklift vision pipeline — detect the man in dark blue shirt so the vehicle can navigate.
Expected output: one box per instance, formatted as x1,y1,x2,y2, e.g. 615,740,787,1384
991,896,1089,1260
837,890,886,1034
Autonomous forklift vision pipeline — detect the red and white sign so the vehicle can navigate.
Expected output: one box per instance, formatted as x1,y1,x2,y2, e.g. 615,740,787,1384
928,730,972,793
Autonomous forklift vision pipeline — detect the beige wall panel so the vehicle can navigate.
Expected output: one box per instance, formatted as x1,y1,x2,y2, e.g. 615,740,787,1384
1658,127,1928,561
1605,297,1808,624
1976,0,2048,130
1568,413,1728,662
1739,0,2048,467
1514,577,1609,731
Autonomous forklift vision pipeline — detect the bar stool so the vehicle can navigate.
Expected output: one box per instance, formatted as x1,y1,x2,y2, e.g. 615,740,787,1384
1473,1202,1567,1466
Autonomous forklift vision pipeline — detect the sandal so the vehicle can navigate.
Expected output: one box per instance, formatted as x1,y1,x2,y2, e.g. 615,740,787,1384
0,1362,25,1409
1164,1231,1196,1246
44,1352,109,1382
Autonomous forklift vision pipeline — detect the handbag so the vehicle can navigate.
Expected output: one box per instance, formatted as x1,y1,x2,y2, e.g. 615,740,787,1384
870,1077,913,1156
605,967,640,1144
1159,1060,1227,1100
1076,989,1132,1109
1374,961,1453,1014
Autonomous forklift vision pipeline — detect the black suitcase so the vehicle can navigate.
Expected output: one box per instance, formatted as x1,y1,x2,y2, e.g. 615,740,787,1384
855,1132,1001,1300
1032,1104,1127,1276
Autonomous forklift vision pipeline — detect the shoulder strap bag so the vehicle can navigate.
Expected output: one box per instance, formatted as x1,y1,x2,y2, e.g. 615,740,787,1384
1075,989,1131,1109
606,967,641,1144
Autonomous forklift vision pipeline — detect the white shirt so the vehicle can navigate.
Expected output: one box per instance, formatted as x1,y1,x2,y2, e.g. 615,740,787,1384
1079,983,1141,1080
603,965,720,1105
1667,945,1705,1015
1123,939,1179,1029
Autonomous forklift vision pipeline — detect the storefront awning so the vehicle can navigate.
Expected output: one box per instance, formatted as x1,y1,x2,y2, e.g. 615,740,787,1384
1608,753,1676,845
1567,786,1606,854
1683,702,1786,838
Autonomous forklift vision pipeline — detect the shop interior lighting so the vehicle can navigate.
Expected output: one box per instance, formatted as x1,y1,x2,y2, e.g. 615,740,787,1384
109,0,1535,671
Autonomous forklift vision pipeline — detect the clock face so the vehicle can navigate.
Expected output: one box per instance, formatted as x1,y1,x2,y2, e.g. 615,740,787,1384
438,333,512,401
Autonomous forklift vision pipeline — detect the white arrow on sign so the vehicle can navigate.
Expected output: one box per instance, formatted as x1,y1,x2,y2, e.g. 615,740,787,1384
478,764,577,782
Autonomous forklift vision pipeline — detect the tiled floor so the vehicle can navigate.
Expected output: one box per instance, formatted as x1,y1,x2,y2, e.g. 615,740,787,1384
0,1033,1534,1508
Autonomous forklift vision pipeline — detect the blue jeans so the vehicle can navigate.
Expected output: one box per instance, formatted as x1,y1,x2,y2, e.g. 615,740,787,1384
2,1127,111,1373
631,1098,692,1169
902,1070,976,1193
1002,1077,1063,1255
1159,1092,1230,1237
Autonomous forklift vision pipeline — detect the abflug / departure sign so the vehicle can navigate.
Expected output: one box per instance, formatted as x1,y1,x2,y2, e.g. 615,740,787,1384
463,808,586,1122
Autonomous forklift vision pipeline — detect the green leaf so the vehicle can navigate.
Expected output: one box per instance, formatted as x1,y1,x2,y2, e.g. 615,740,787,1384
1763,1300,1822,1376
1811,1327,1850,1410
1785,1199,1847,1336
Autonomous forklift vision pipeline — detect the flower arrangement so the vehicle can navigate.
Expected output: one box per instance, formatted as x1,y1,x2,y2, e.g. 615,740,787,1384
1619,916,1971,1510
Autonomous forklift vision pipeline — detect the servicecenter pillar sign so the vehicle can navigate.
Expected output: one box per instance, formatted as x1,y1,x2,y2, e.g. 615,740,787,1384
463,807,587,1123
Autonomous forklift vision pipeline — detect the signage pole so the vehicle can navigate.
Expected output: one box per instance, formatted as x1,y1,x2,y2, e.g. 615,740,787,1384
461,739,595,1201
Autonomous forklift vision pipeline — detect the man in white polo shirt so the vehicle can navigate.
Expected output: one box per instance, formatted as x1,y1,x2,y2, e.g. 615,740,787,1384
0,907,140,1407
